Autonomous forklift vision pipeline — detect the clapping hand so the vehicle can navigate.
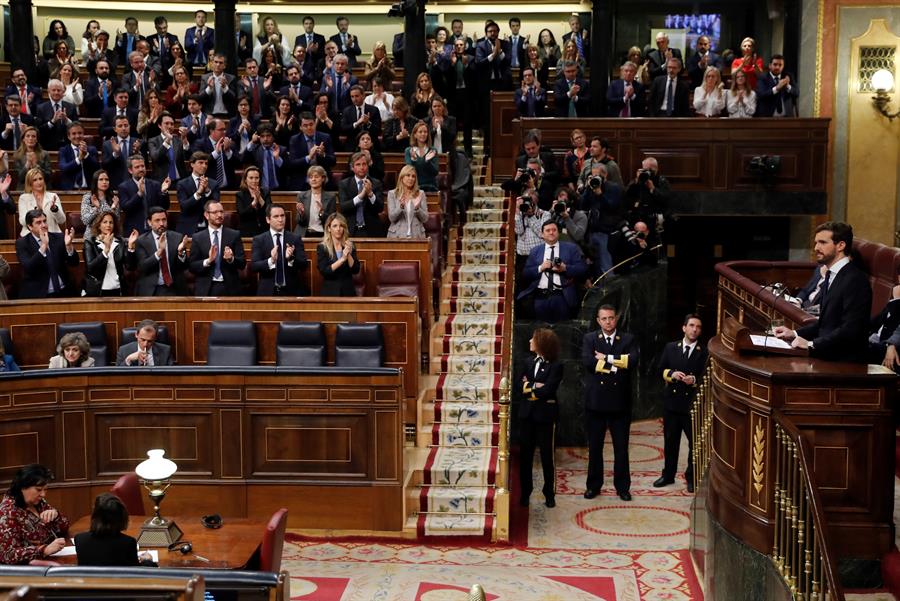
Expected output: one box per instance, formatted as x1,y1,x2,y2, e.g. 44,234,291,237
223,246,234,262
161,176,171,192
285,243,295,259
208,240,218,263
177,235,188,254
128,229,139,248
63,227,74,248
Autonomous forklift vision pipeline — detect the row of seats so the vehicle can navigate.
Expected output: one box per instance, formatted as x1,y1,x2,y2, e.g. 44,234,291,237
0,321,386,368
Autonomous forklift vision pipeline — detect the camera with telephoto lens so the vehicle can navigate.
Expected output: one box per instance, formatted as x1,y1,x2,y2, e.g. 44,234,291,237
553,201,567,215
518,196,531,213
638,169,653,184
517,167,536,186
589,175,603,190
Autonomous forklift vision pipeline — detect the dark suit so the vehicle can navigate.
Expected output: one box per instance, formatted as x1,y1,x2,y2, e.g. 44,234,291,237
519,356,562,503
294,190,337,237
191,137,240,190
85,50,120,78
287,131,336,189
120,70,158,110
185,26,215,66
149,32,180,62
115,32,147,66
35,99,78,150
796,260,872,362
562,31,590,63
338,176,384,237
74,532,140,567
340,104,382,145
514,151,560,191
83,236,127,294
251,229,307,296
295,32,327,65
118,177,169,234
581,329,639,494
647,47,683,79
647,75,690,117
189,226,246,296
83,77,119,117
430,115,457,152
514,86,547,117
278,83,313,114
5,84,42,116
180,112,209,145
58,144,100,190
329,32,362,67
606,79,646,117
517,241,587,321
0,114,35,151
174,174,221,235
658,340,708,484
15,232,79,298
241,144,285,191
234,189,271,238
686,51,723,88
755,72,799,117
553,76,591,117
316,243,360,296
320,72,358,115
148,134,189,182
102,136,141,189
129,230,188,296
199,72,237,115
115,340,174,365
100,106,139,139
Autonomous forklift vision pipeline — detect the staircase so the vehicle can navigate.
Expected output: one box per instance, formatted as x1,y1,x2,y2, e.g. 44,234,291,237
405,139,513,540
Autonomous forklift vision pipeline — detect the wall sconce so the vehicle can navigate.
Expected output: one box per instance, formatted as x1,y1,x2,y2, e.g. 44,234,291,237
872,69,899,121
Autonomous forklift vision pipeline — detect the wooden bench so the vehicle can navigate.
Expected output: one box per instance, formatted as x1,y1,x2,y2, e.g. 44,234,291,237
0,575,203,601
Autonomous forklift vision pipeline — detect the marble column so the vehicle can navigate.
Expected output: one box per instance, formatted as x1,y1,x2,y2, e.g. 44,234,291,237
8,0,34,76
214,0,237,75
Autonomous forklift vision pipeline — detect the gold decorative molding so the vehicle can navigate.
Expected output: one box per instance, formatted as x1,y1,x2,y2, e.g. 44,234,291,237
750,413,768,511
815,0,825,116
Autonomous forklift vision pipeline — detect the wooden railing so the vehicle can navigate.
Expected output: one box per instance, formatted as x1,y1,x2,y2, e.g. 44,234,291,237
773,418,844,601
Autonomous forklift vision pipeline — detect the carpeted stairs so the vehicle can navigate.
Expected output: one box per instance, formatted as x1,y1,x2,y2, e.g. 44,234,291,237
413,170,510,539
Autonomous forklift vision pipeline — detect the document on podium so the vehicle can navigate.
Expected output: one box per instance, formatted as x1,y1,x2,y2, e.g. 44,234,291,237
750,335,793,350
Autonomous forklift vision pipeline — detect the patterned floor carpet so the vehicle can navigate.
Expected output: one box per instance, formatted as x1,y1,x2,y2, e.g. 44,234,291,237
282,419,704,600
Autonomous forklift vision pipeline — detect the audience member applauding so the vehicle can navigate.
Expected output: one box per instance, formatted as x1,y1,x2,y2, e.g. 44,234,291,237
243,124,284,192
563,129,588,188
339,152,385,237
342,85,382,147
0,464,69,564
251,204,307,296
412,73,438,121
228,97,260,153
365,78,395,123
13,127,51,184
189,200,246,296
731,37,765,91
116,319,174,365
383,97,417,152
726,69,757,118
57,64,83,111
0,335,19,371
1,96,35,153
756,54,798,117
118,155,171,234
48,40,77,80
317,213,360,297
80,170,120,229
102,115,141,189
405,122,439,192
272,97,299,148
100,89,136,139
84,32,118,77
364,42,396,84
83,210,133,297
288,112,336,190
192,118,238,190
626,47,652,87
647,32,683,80
49,331,94,368
649,58,689,117
36,79,77,150
43,19,75,60
59,122,99,190
235,166,272,238
313,93,338,137
607,61,645,117
523,45,549,89
75,493,155,567
515,67,547,118
176,151,221,234
388,165,429,239
687,35,723,89
18,168,63,236
562,14,589,64
164,42,188,83
253,16,289,67
279,65,313,115
129,207,188,296
536,28,561,66
185,10,214,68
295,165,335,238
321,53,356,117
15,209,78,299
136,89,166,142
556,40,585,78
348,131,384,183
429,96,456,154
164,65,198,119
199,54,237,118
83,60,117,118
693,67,726,117
555,60,590,117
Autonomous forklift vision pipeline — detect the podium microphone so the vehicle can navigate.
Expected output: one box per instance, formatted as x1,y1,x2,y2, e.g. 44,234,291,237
762,283,789,355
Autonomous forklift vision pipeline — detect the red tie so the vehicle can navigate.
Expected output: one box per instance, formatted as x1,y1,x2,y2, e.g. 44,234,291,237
159,246,174,287
19,87,27,114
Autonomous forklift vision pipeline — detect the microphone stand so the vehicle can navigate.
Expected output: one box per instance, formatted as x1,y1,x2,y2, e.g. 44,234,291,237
761,283,789,356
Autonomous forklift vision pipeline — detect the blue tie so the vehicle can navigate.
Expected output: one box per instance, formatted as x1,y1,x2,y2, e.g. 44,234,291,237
355,179,365,227
101,82,108,108
127,34,134,55
568,81,577,117
265,148,279,189
666,78,675,116
212,229,222,279
167,144,177,180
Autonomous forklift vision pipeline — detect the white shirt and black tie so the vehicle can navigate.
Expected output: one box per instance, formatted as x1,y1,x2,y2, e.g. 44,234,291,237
537,243,562,290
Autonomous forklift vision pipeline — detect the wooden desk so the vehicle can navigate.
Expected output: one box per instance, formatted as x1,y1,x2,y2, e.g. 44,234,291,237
66,516,266,569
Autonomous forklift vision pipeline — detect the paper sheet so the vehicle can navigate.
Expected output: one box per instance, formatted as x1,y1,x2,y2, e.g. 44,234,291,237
750,335,792,349
50,545,77,557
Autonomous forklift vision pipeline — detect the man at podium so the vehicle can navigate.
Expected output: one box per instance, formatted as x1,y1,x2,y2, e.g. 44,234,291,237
774,221,871,362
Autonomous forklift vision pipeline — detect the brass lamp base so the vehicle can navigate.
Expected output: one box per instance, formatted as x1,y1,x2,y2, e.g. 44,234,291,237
137,517,183,547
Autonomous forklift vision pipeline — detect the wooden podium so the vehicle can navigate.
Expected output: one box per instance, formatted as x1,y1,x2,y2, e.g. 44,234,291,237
706,307,896,559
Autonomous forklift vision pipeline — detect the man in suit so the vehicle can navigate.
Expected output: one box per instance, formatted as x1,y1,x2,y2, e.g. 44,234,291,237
868,283,900,370
135,39,162,80
447,38,476,155
647,32,683,80
582,304,639,501
114,17,146,66
251,204,308,296
654,314,708,493
775,221,872,362
15,209,79,299
116,319,174,365
35,79,77,150
562,14,590,64
475,21,512,151
554,61,590,117
295,15,326,67
100,89,139,139
329,16,361,68
339,152,385,237
0,96,34,152
189,200,246,296
515,67,547,118
391,32,405,68
686,35,722,89
648,58,690,117
192,118,239,190
288,113,336,189
120,51,158,111
321,54,357,117
506,18,529,71
756,54,799,117
83,59,119,118
341,85,382,145
181,95,211,145
84,31,119,77
185,10,215,67
6,69,41,117
118,155,171,234
175,151,221,235
58,122,100,191
517,221,587,322
450,19,475,56
102,116,142,189
607,61,646,117
238,58,277,120
242,124,284,191
514,131,559,194
148,113,190,182
127,206,188,296
279,65,314,115
200,54,237,117
149,17,180,69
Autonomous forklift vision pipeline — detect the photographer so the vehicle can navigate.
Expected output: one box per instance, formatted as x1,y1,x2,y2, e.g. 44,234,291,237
609,219,657,273
504,156,554,210
514,186,549,292
516,220,587,322
514,130,558,202
625,157,669,236
550,187,587,245
580,163,623,277
577,137,623,191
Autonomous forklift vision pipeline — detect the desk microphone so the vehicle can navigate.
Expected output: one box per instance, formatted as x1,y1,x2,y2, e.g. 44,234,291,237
761,283,789,355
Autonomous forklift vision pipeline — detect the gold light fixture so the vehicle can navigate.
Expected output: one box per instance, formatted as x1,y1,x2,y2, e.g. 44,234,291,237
134,449,182,547
871,69,900,121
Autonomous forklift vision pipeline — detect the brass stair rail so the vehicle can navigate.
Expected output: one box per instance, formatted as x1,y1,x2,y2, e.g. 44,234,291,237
691,362,714,487
773,417,844,601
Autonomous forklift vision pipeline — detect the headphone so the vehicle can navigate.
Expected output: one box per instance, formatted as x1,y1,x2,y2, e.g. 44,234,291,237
168,540,193,554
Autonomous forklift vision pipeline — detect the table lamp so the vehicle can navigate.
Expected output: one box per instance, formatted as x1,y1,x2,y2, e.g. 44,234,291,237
134,449,183,547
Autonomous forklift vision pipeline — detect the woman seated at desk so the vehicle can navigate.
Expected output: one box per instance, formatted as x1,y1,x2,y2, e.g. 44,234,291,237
0,464,69,564
75,492,154,567
49,331,95,369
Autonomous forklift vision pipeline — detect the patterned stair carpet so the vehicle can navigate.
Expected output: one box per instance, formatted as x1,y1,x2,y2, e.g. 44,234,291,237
419,183,509,539
281,419,706,600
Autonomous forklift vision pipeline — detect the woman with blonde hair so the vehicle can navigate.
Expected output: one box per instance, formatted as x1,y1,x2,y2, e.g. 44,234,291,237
49,332,94,369
18,168,63,236
253,16,289,66
364,42,396,84
627,46,651,86
693,66,725,117
726,69,757,118
523,45,549,88
405,121,439,192
387,165,428,239
316,213,360,297
13,127,51,185
411,72,436,120
731,36,765,90
556,40,585,77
